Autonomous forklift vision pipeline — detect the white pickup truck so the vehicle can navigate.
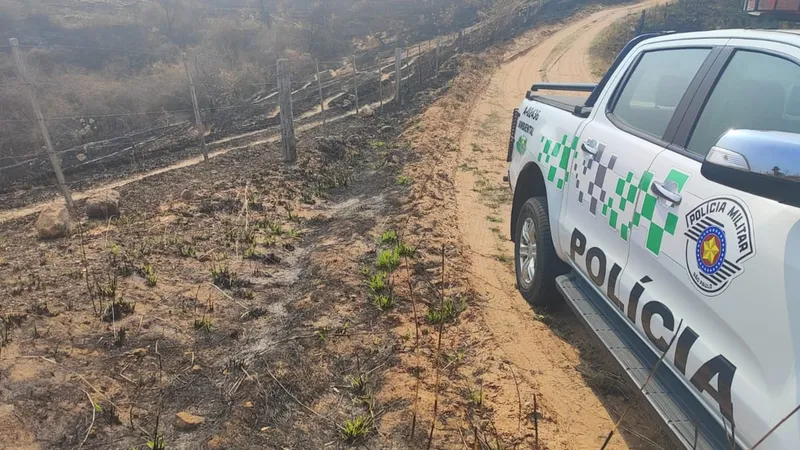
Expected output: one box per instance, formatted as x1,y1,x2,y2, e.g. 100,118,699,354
507,29,800,449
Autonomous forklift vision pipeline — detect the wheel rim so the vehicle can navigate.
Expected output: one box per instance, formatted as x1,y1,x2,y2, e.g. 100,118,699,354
519,217,537,286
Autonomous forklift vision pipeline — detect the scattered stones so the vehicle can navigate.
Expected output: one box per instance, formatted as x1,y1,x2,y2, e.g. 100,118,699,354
359,105,375,117
35,204,71,239
175,412,205,431
85,190,120,219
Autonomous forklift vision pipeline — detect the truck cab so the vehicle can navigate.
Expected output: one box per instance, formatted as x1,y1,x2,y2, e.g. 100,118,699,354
507,30,800,449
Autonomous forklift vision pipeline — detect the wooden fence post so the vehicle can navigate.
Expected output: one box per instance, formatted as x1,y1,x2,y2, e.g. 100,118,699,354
315,59,325,125
352,55,359,114
637,10,646,34
276,59,296,163
182,53,208,162
378,66,383,113
435,36,441,76
395,48,403,105
9,38,74,212
418,43,422,83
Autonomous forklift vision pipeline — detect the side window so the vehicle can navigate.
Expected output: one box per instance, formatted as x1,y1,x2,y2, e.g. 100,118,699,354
611,48,711,140
687,50,800,156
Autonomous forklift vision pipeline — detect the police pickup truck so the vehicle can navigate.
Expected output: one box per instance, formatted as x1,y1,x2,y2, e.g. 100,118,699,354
507,29,800,449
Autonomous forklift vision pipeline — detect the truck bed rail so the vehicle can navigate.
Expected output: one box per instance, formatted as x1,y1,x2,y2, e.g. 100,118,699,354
530,82,597,92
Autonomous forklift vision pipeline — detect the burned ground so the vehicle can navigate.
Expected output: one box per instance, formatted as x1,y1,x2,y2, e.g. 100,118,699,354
0,2,674,449
0,59,503,447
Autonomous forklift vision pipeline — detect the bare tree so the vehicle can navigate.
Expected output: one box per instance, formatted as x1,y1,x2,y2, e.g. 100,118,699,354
259,0,273,30
307,0,333,54
158,0,176,39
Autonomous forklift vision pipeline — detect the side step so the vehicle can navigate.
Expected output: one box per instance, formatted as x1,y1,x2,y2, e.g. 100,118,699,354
555,273,739,450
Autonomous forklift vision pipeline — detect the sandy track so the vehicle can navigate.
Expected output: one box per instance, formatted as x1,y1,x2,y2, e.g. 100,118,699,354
454,2,667,449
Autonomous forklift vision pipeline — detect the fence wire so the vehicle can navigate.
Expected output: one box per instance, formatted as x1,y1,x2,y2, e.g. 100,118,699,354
1,22,479,201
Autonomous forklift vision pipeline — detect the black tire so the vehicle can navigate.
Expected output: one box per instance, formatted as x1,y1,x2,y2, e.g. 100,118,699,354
514,197,567,307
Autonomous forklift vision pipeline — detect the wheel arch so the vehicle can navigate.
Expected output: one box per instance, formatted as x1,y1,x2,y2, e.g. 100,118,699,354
511,162,547,242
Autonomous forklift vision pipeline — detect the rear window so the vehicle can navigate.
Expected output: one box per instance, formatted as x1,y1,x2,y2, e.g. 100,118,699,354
611,48,711,140
687,50,800,156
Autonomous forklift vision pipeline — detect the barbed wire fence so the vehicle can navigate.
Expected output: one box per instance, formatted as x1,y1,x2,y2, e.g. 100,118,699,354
0,0,544,212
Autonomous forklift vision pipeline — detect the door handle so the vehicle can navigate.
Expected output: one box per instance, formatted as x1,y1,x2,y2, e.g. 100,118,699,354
581,140,598,155
651,181,682,205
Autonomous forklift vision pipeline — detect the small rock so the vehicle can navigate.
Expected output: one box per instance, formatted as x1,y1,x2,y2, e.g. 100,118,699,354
35,204,71,239
315,136,347,160
243,401,254,408
180,189,194,201
175,411,205,431
359,105,375,117
208,436,224,449
85,190,120,219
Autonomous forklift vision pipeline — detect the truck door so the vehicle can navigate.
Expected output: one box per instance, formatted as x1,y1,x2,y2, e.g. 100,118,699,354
630,42,800,447
560,44,719,303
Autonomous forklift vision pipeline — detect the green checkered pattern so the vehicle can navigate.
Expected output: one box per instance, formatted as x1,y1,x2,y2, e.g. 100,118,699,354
601,168,689,255
633,169,689,255
537,134,579,191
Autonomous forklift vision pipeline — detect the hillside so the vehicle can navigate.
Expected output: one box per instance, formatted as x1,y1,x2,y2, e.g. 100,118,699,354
0,0,492,172
590,0,792,73
0,0,632,195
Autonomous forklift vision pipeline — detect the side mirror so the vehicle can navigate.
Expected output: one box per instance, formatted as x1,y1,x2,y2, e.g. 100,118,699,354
701,130,800,208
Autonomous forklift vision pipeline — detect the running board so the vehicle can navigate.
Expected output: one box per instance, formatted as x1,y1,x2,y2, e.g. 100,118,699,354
555,273,740,450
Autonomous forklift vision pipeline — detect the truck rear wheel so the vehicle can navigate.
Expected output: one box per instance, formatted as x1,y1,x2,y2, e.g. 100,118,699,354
514,197,565,307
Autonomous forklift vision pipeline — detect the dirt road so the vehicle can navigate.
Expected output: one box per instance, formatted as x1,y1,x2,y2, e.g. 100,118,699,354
454,1,669,448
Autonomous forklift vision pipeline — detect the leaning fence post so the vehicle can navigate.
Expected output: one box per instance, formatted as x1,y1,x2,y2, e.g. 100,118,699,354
315,59,325,125
276,59,296,163
183,53,208,162
351,55,359,115
9,38,74,212
394,48,403,105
